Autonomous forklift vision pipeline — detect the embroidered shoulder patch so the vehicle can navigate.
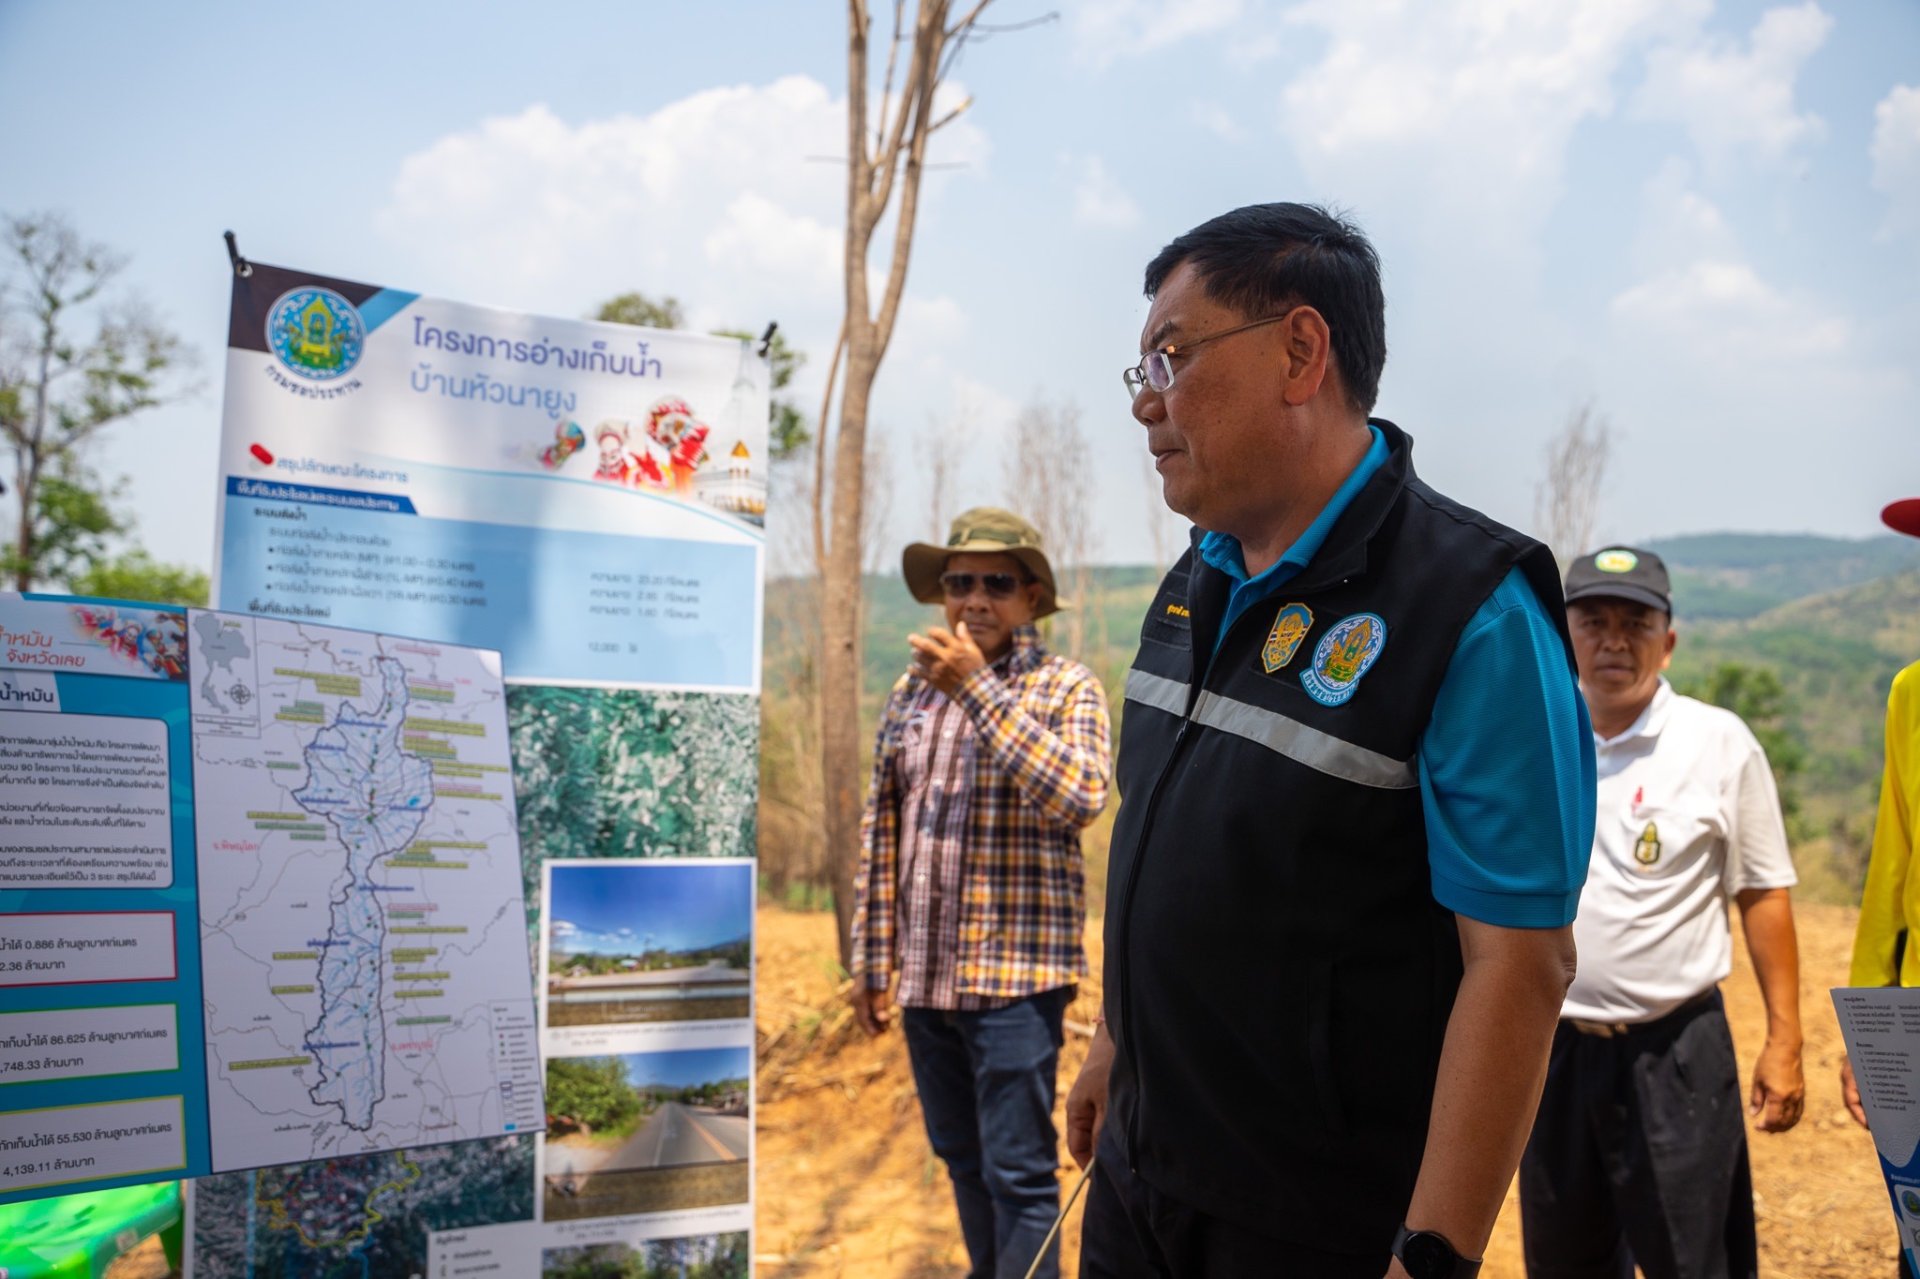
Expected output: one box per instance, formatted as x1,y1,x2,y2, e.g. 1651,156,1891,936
1300,612,1386,706
1261,602,1314,674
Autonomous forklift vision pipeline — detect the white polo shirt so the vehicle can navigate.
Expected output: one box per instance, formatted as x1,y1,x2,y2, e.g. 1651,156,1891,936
1563,679,1797,1024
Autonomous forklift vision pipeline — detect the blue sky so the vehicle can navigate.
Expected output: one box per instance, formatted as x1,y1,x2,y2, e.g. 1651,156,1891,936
548,861,752,956
3,0,1916,572
604,1046,752,1091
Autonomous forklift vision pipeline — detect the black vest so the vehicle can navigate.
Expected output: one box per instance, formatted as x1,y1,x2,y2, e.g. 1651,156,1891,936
1104,420,1571,1247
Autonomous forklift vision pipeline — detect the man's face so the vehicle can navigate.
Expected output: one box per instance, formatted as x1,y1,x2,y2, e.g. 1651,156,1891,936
598,434,623,466
1132,260,1295,531
941,551,1040,658
1568,597,1675,721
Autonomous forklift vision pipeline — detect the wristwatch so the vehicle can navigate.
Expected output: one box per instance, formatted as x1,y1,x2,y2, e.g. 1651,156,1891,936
1391,1225,1482,1279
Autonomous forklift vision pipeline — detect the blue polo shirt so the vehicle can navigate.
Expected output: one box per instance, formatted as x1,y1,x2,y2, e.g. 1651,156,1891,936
1197,426,1595,928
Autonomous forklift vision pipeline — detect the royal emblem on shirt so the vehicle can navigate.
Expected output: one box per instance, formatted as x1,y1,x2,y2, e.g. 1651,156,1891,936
1634,821,1661,866
1300,612,1386,706
1261,603,1314,674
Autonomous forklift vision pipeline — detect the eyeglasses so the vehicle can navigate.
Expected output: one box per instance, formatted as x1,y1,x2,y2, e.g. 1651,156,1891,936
1122,311,1297,400
940,571,1028,600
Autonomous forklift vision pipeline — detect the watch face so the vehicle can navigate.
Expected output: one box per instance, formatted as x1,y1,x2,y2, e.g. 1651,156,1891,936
1400,1230,1458,1278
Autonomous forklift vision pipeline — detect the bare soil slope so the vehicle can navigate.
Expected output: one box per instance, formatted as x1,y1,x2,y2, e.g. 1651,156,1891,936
754,901,1901,1277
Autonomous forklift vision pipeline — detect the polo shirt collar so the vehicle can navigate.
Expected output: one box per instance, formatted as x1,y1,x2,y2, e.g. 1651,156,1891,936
1594,678,1674,749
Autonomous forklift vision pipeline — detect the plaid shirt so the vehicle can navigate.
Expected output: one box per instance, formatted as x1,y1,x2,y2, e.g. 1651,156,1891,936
850,625,1111,1007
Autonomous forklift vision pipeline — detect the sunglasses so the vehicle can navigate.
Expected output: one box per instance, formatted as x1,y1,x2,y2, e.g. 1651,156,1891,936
939,571,1029,600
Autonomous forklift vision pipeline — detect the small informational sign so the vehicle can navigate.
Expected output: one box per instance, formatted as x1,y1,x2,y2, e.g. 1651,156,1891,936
1832,987,1920,1271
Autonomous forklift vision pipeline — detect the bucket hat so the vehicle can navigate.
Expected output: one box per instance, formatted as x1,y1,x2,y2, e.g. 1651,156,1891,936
901,506,1066,618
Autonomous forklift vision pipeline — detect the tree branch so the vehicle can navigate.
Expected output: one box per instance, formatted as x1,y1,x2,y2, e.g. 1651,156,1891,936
812,320,847,578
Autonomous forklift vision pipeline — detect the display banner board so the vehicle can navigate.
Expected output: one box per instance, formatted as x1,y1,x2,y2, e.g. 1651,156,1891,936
187,264,765,1278
1832,987,1920,1270
0,595,542,1209
212,261,769,692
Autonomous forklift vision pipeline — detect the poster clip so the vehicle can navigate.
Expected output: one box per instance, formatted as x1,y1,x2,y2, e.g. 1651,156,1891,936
223,230,253,278
757,322,777,359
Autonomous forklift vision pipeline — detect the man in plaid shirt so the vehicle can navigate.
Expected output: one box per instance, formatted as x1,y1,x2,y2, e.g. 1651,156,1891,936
851,506,1112,1279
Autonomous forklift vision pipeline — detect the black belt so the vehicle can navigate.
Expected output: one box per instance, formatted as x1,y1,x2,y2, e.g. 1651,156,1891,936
1565,987,1717,1039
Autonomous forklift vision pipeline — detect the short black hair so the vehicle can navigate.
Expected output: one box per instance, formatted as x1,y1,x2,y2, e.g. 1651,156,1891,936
1143,202,1387,414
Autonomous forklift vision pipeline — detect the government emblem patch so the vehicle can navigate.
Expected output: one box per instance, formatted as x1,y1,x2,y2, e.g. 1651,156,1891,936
1634,821,1661,866
1261,603,1313,673
1299,612,1386,706
267,286,365,381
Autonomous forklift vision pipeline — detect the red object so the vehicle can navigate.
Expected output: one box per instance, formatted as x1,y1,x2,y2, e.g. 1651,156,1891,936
1883,498,1920,539
249,443,275,466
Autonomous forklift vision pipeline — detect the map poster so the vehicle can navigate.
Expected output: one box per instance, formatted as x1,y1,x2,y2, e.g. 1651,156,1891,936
211,260,770,692
187,608,544,1171
0,593,203,1206
1832,988,1920,1270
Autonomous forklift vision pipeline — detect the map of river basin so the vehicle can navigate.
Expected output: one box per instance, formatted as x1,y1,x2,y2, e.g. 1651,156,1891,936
189,610,543,1173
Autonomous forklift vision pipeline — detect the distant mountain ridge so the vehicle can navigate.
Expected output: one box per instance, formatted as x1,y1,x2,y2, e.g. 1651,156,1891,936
1644,532,1920,620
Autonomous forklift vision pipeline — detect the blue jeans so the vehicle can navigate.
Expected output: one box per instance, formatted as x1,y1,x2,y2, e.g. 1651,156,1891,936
903,987,1071,1279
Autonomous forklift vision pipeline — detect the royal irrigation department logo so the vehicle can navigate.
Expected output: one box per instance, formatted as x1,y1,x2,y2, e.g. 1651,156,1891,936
267,286,365,381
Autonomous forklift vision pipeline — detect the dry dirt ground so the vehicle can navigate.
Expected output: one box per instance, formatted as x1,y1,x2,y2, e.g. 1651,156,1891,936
753,900,1904,1278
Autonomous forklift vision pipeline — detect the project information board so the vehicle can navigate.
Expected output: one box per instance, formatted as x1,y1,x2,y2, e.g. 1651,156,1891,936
190,261,766,1278
0,595,543,1206
211,260,770,692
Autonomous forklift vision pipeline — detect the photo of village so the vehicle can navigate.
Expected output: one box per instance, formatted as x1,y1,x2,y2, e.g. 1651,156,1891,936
545,860,753,1027
542,1046,751,1221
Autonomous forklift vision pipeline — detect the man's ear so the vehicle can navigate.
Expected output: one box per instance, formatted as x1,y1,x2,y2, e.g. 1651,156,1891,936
1279,306,1333,408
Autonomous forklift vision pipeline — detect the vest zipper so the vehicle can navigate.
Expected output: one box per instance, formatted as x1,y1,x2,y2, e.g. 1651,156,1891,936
1113,713,1193,1173
1112,587,1279,1171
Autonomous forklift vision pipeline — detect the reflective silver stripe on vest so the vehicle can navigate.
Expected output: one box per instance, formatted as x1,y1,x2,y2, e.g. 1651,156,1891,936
1124,668,1190,717
1126,667,1418,791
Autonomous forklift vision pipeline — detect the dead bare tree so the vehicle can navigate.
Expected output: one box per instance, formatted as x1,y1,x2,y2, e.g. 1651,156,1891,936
861,430,895,576
1534,400,1613,571
820,0,1003,964
1003,395,1097,660
1140,447,1184,569
916,406,967,541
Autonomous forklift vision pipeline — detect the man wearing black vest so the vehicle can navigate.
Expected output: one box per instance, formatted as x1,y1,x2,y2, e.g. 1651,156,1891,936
1067,203,1597,1278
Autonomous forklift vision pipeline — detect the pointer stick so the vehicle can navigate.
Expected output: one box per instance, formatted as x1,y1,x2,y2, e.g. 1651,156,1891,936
1022,1155,1097,1279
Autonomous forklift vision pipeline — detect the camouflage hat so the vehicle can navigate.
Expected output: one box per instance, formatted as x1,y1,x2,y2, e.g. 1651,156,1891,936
901,506,1066,618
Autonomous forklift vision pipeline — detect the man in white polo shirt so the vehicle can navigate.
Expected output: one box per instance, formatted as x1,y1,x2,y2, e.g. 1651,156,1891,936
1520,546,1805,1279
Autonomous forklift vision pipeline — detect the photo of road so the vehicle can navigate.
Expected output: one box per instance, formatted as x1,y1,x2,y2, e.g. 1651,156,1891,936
542,1046,751,1221
550,1099,748,1175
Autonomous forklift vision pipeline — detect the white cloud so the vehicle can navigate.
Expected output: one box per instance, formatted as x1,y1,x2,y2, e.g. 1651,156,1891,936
1277,0,1700,256
1067,0,1245,67
1190,100,1245,142
376,75,988,379
1611,258,1847,367
1871,83,1920,238
1631,2,1831,175
1069,155,1141,228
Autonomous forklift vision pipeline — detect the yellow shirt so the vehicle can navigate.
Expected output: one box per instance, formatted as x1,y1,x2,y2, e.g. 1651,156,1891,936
1851,659,1920,986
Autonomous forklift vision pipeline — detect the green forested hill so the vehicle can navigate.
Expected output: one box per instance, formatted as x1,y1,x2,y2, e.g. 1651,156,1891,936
1646,532,1920,620
1669,567,1919,901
